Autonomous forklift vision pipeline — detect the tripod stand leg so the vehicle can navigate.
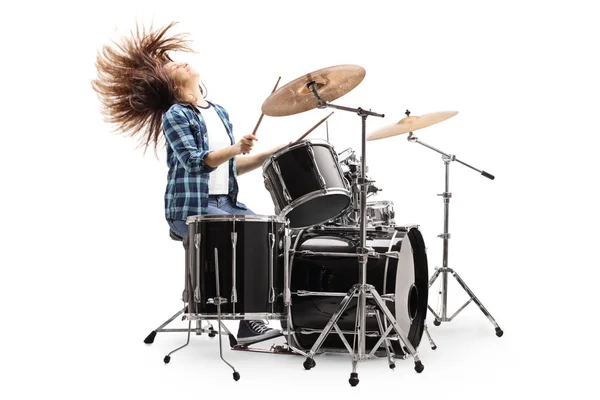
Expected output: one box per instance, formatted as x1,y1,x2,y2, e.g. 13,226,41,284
374,311,396,369
215,320,238,348
428,305,442,322
429,269,445,325
451,271,504,337
334,324,356,354
349,360,359,386
370,289,424,373
424,324,437,350
302,286,358,370
144,307,186,344
427,268,444,326
218,319,240,380
214,248,240,381
428,268,442,287
163,319,192,364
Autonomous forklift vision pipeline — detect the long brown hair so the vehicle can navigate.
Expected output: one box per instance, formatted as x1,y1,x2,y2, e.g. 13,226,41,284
92,21,195,153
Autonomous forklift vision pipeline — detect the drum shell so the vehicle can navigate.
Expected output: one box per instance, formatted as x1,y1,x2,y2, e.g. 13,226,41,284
263,140,351,229
366,200,395,226
286,226,428,355
186,216,286,317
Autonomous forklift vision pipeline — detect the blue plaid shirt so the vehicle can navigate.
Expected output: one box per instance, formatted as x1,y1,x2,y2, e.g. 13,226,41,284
162,102,246,220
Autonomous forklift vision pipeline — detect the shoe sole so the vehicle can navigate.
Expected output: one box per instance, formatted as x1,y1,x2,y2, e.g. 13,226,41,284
236,330,283,346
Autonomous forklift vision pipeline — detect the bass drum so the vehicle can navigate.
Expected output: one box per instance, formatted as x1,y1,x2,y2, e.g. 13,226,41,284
283,225,428,357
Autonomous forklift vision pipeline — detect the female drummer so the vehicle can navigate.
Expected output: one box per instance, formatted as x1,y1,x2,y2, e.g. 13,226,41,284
92,21,283,345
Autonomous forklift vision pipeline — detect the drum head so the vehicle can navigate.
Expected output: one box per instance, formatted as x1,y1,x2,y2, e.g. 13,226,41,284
394,228,428,348
286,192,351,228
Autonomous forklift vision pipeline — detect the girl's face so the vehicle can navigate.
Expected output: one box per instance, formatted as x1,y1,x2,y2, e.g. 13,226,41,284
165,61,200,87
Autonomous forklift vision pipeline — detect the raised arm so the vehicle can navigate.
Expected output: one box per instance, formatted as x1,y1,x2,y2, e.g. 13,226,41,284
163,107,256,172
205,135,256,168
236,144,286,176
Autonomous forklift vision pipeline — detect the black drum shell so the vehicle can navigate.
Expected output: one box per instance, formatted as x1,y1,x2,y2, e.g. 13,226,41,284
186,217,286,316
285,226,429,355
263,140,351,229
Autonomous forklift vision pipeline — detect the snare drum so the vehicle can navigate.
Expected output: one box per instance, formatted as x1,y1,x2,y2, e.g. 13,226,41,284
367,200,395,226
263,139,351,229
324,200,396,228
185,215,286,320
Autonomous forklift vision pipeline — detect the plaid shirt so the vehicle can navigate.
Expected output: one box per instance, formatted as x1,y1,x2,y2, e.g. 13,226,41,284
162,102,246,220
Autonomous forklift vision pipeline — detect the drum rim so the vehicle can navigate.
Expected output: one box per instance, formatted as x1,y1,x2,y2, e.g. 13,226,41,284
186,214,287,224
367,200,394,206
183,312,286,320
262,138,335,171
300,224,419,233
280,188,352,229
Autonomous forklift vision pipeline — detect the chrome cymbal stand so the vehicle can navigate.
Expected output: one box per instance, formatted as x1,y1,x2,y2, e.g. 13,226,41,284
406,120,503,337
301,84,425,387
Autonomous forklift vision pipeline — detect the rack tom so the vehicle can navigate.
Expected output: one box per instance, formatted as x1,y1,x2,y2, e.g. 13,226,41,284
263,139,351,229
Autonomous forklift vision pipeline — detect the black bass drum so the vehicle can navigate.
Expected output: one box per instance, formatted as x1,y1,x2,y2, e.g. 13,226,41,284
284,225,428,356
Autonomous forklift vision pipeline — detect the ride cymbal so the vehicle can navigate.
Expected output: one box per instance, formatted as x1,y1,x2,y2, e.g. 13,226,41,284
261,65,366,117
367,111,458,141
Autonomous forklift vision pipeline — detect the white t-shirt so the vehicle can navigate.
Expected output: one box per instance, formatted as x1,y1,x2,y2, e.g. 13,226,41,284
200,104,230,195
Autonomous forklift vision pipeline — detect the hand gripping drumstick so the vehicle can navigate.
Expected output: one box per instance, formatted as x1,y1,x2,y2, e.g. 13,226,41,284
251,76,281,137
294,112,335,143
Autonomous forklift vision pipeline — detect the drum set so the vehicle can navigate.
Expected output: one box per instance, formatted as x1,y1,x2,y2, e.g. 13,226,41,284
144,65,503,386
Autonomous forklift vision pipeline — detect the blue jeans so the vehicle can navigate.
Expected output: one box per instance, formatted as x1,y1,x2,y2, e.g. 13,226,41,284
167,195,254,238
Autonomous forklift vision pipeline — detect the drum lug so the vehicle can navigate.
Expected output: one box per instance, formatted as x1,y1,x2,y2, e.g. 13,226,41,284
231,232,238,305
194,233,202,303
306,144,327,189
283,234,291,305
207,297,228,306
268,233,275,304
263,177,282,213
333,151,350,191
272,161,293,203
269,288,276,304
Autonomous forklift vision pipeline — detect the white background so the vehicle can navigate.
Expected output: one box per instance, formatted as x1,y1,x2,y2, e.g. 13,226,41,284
1,0,599,398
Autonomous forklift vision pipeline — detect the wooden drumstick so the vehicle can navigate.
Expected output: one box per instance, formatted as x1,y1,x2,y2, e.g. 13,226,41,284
251,76,281,137
294,112,335,143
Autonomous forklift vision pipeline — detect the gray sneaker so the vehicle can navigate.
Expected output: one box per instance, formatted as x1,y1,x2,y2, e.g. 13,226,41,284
237,320,282,345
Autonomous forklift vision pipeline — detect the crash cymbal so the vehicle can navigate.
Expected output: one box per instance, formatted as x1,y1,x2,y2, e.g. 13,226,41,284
261,65,366,117
367,111,458,141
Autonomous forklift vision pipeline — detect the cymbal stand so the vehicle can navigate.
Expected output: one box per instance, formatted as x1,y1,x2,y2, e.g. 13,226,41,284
301,83,425,387
406,123,503,337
